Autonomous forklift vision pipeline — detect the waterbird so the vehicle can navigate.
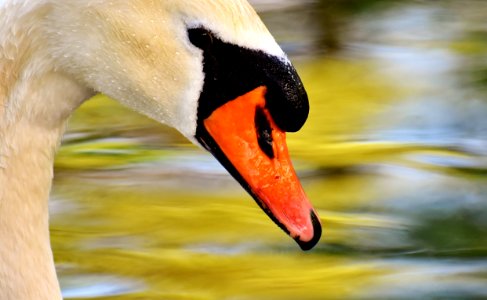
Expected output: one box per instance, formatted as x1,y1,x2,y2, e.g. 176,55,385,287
0,1,321,298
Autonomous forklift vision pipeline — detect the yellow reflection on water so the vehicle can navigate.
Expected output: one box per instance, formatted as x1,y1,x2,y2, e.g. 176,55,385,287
52,180,389,300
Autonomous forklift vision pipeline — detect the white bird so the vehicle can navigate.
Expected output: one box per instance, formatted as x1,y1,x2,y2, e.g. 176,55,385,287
0,1,321,299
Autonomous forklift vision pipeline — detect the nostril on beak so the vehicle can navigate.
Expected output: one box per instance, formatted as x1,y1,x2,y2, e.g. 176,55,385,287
295,210,322,251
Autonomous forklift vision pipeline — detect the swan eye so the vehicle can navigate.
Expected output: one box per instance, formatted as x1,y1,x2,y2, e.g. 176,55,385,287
188,28,214,50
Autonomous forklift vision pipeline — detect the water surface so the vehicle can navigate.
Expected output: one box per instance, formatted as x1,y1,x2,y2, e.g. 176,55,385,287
52,1,487,299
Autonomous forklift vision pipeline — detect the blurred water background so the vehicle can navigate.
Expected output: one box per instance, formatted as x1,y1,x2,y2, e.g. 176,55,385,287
52,1,487,299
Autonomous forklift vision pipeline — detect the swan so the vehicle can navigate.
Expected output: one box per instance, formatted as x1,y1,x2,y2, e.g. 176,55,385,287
0,0,321,299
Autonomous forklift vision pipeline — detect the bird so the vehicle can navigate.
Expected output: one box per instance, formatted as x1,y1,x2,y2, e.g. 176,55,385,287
0,1,321,299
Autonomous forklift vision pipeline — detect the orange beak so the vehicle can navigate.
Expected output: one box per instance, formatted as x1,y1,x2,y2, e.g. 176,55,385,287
203,86,321,250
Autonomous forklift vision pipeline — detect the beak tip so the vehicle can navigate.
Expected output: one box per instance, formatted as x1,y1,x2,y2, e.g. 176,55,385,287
295,210,322,251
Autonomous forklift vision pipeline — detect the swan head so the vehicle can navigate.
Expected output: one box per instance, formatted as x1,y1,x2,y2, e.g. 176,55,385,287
44,0,320,250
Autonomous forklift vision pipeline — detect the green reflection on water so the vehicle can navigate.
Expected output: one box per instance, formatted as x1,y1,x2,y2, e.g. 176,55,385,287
51,1,487,299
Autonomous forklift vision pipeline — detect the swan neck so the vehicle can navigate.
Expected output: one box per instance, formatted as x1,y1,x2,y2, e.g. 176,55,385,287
0,72,91,300
0,119,62,299
0,5,92,298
